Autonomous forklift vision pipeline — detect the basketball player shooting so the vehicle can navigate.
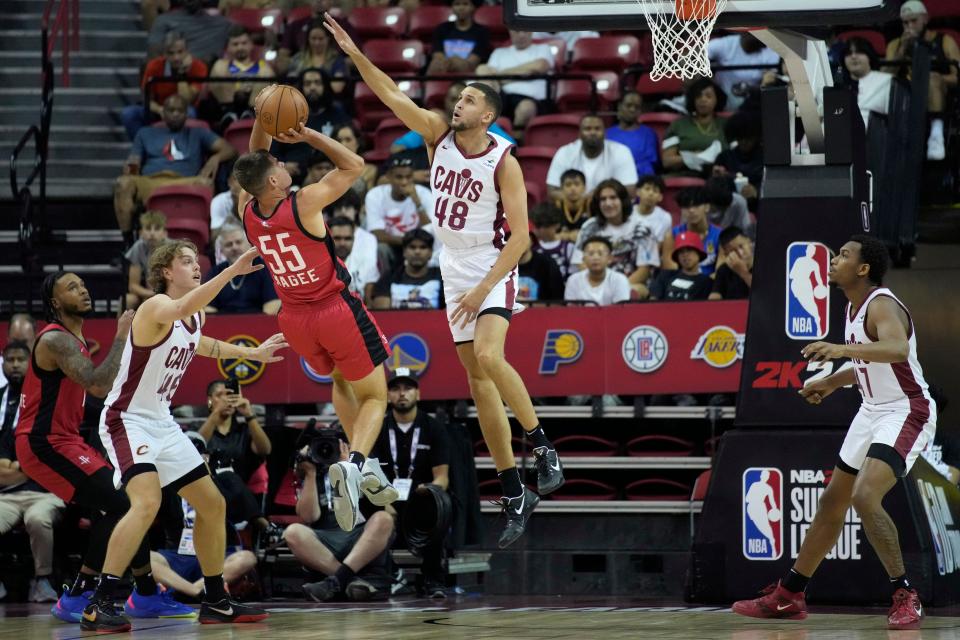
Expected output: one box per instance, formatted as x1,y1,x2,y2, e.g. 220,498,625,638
83,241,281,630
232,88,399,535
733,235,936,631
325,13,564,548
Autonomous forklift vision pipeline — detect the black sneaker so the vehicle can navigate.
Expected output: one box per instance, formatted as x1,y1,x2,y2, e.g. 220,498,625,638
422,580,447,599
303,576,342,602
80,599,131,633
533,446,565,495
496,486,540,549
344,577,382,602
198,597,269,624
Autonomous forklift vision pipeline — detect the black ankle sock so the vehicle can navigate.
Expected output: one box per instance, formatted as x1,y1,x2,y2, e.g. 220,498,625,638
203,574,228,603
70,572,98,597
782,568,810,594
890,574,911,592
334,564,356,586
525,425,551,450
133,570,157,596
93,574,122,602
497,467,523,499
348,451,365,470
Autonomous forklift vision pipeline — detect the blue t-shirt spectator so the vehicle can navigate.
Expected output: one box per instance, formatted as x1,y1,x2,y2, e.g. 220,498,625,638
606,125,659,178
206,258,279,313
134,125,219,176
391,122,515,151
672,223,723,275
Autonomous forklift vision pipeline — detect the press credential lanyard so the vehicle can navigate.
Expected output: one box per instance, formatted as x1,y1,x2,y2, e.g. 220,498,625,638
389,426,420,479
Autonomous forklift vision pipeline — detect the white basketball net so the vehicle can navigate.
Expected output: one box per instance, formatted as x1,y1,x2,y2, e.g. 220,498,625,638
637,0,729,80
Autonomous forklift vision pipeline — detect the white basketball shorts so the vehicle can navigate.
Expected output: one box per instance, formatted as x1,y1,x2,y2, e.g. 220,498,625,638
100,413,205,488
838,400,937,477
440,245,524,343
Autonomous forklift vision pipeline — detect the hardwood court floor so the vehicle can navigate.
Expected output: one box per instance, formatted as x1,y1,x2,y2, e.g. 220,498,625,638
3,597,960,639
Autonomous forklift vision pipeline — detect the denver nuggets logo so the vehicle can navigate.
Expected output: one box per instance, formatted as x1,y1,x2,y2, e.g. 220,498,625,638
300,357,332,384
386,333,430,375
690,326,744,368
216,335,265,386
539,330,583,374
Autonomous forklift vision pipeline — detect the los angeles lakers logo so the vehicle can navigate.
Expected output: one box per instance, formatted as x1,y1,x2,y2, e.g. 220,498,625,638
690,326,744,369
216,335,266,386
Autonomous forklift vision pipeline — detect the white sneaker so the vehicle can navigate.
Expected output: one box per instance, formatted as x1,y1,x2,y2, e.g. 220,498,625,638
328,461,362,532
29,577,58,603
927,134,945,160
360,457,399,506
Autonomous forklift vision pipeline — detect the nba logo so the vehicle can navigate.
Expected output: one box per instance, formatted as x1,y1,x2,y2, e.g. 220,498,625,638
785,242,831,340
742,467,783,561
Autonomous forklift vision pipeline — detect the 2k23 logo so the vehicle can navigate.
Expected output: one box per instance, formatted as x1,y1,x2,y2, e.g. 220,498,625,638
752,361,836,389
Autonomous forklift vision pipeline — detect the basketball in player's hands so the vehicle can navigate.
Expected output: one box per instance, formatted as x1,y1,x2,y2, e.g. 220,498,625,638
256,85,309,138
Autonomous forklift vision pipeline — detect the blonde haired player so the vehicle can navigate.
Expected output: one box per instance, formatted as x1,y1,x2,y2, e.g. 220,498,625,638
325,14,564,547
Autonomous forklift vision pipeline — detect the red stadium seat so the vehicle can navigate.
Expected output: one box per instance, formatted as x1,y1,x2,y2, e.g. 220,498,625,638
355,81,422,130
626,434,695,457
662,176,705,226
425,79,453,110
552,434,618,457
408,5,454,43
925,0,960,19
247,462,269,494
474,5,508,42
223,118,255,155
636,72,684,98
225,7,283,35
495,116,513,138
348,7,408,39
625,478,691,501
569,35,640,73
372,117,409,151
165,217,210,253
286,5,312,23
146,184,213,224
152,119,210,130
525,180,544,209
515,146,556,191
555,72,619,112
272,469,299,508
524,113,582,148
691,469,712,502
551,479,617,501
637,112,681,149
532,36,567,71
836,29,887,56
363,39,425,73
197,253,211,275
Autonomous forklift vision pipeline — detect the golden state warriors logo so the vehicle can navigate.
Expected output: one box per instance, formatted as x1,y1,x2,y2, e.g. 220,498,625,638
216,335,265,386
301,357,332,384
539,330,583,374
386,333,430,376
690,325,745,369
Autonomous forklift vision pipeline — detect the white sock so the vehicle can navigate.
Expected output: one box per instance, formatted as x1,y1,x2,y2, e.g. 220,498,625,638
931,118,944,139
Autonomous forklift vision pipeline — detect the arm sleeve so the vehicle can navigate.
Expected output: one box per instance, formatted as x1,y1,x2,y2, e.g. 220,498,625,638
392,130,424,150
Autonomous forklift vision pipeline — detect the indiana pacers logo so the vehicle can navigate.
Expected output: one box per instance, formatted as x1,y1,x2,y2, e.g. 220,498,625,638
539,329,583,374
216,335,266,386
690,325,744,368
386,333,430,376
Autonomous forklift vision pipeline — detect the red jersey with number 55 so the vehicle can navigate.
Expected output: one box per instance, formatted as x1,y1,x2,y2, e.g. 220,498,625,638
242,192,350,307
429,129,514,252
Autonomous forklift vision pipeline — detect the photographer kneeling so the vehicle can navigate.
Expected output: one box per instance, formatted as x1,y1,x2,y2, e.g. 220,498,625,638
283,423,394,602
371,368,452,599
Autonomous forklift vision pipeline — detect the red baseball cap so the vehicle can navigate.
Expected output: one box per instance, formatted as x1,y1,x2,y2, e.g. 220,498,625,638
672,231,707,262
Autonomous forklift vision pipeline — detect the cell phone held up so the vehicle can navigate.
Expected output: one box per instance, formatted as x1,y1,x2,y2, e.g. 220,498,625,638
224,378,240,394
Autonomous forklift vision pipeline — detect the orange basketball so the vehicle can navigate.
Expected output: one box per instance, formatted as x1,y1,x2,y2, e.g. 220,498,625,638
257,85,309,138
675,0,716,20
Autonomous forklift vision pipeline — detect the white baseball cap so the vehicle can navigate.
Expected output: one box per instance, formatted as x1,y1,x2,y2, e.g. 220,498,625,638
900,0,928,18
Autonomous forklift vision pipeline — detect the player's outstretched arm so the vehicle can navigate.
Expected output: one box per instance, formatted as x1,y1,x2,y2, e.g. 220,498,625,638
196,332,288,363
41,310,134,397
849,296,911,363
324,13,446,142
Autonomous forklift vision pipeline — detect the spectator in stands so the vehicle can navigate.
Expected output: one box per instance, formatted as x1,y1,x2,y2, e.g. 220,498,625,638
370,368,453,598
125,210,169,310
299,152,335,189
283,429,394,602
885,0,959,160
122,31,208,141
365,157,434,271
605,91,659,178
210,172,242,242
649,232,713,301
564,237,631,305
391,82,515,154
206,223,280,314
147,0,232,64
0,342,28,436
713,110,763,202
476,29,554,131
371,229,444,310
673,187,722,276
530,202,576,279
0,314,35,391
554,169,589,242
426,0,491,75
838,37,894,135
710,226,753,301
286,19,350,90
276,0,358,78
334,124,379,199
662,78,728,175
708,33,781,110
518,236,565,303
634,174,675,272
330,216,380,303
704,176,753,238
573,179,659,297
141,0,169,32
547,115,638,200
207,25,275,129
270,69,349,184
114,94,236,246
0,397,65,603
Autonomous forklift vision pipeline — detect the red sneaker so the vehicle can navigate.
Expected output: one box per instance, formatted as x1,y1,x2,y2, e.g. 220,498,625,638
732,582,808,620
888,587,923,630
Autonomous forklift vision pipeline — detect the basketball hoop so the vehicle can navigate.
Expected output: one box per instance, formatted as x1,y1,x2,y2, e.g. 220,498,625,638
636,0,728,80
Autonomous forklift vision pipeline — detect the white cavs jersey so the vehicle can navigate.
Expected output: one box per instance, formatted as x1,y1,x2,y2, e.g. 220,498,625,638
844,288,931,409
103,313,201,422
430,129,514,252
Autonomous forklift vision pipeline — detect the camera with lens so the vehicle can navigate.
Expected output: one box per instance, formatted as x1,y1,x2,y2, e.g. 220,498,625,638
294,418,346,474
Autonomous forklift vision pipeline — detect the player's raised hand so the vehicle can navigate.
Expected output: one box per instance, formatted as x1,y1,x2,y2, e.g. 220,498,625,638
801,341,846,362
247,332,288,363
115,309,135,339
799,377,836,405
228,247,265,276
324,12,361,58
450,285,488,330
274,124,309,144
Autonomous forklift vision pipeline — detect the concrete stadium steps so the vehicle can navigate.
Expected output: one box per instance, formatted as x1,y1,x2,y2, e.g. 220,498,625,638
0,30,147,53
0,12,143,31
0,65,141,89
0,106,126,129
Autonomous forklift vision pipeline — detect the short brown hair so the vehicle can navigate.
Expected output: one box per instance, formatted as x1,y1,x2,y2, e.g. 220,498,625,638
148,239,198,294
139,209,167,229
233,149,274,196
